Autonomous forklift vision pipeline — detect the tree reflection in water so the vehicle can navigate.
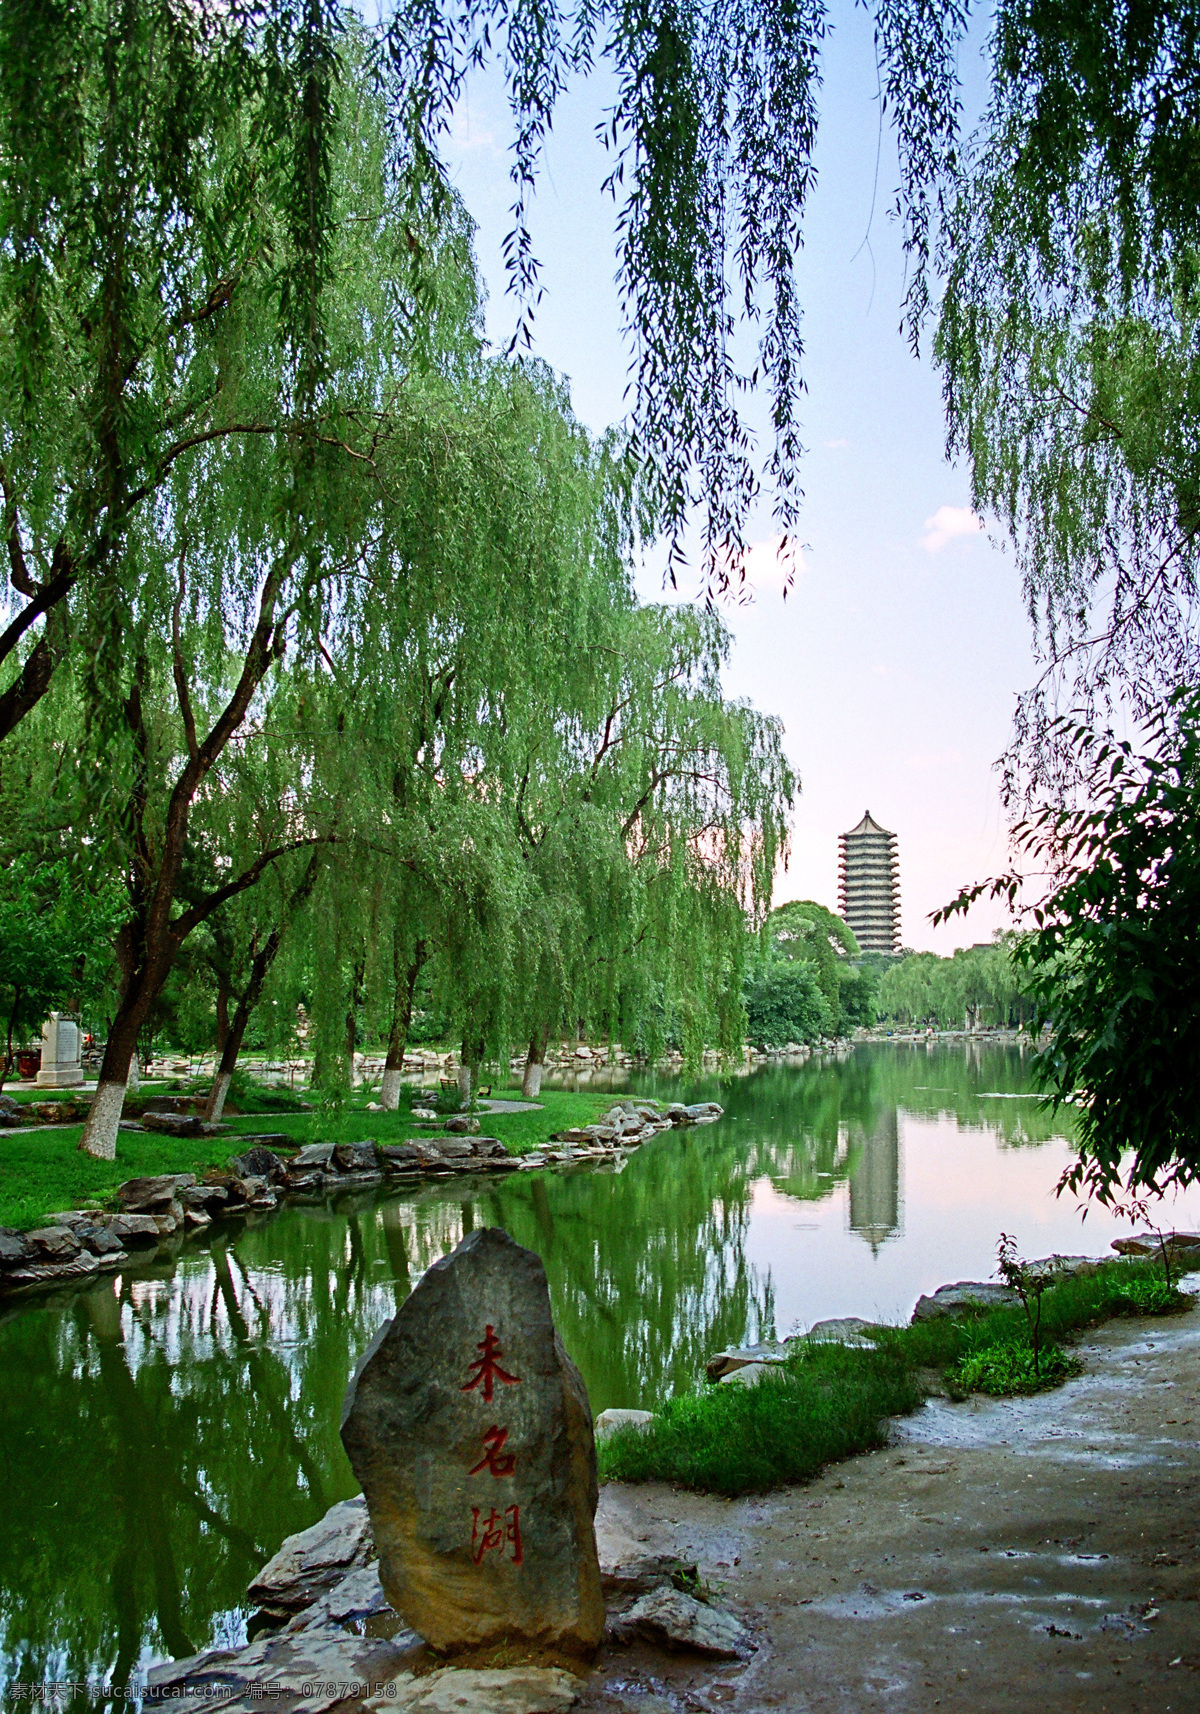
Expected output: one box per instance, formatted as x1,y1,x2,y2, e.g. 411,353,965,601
0,1043,1074,1688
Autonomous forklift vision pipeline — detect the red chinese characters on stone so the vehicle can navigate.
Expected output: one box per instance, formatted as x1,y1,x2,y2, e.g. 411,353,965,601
471,1503,523,1566
468,1424,517,1478
461,1324,520,1402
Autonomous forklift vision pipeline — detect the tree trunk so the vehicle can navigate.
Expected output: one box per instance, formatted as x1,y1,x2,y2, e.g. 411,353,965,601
380,939,425,1111
345,957,366,1085
215,973,232,1058
521,1023,551,1099
458,1034,486,1104
79,1005,144,1160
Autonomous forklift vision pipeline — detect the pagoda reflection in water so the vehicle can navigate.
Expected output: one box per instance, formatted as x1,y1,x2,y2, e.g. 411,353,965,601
848,1104,902,1252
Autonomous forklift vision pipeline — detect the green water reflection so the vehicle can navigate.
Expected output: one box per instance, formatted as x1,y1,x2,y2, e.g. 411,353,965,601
0,1042,1070,1688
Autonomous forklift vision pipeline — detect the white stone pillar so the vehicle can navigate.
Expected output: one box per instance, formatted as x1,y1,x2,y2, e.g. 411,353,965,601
36,1014,84,1088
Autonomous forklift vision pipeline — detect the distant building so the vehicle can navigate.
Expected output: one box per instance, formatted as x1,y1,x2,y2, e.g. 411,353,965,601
838,811,900,954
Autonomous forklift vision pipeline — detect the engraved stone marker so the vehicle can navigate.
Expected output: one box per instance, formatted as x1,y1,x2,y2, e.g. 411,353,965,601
340,1225,605,1658
36,1013,83,1088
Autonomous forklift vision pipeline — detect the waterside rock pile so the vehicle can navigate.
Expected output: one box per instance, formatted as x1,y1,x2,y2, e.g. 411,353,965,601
147,1488,749,1711
532,1098,722,1168
0,1134,522,1296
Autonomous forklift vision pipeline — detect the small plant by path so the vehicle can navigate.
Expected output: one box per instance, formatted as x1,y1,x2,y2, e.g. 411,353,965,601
995,1230,1051,1381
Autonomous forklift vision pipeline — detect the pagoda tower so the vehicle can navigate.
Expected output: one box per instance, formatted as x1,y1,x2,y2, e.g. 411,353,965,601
838,811,900,954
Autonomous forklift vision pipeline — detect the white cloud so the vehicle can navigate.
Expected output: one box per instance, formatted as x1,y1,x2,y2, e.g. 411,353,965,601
921,504,984,553
735,534,809,597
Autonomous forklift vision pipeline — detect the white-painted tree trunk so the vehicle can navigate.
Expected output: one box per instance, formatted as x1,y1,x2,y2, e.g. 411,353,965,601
78,1079,126,1161
206,1069,232,1124
457,1062,472,1103
126,1058,139,1092
380,1068,403,1111
521,1058,544,1099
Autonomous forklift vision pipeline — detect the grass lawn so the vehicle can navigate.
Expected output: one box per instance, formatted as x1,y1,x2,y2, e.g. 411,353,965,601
598,1258,1193,1496
0,1085,611,1230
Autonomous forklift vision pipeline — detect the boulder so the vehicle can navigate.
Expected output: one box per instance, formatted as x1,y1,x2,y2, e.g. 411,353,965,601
0,1229,36,1266
911,1282,1019,1321
600,1553,692,1596
1,1254,101,1288
719,1363,780,1388
444,1115,481,1135
333,1141,380,1174
116,1173,198,1212
229,1146,286,1182
141,1111,206,1137
806,1317,878,1350
594,1408,654,1442
82,1226,126,1258
247,1494,374,1619
26,1225,83,1261
617,1586,750,1658
340,1225,605,1658
0,1093,20,1116
705,1341,791,1381
1112,1231,1200,1258
179,1183,229,1212
291,1142,336,1170
109,1213,163,1245
283,1564,395,1635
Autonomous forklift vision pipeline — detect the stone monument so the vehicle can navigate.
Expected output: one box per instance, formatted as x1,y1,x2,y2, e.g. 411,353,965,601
36,1013,84,1088
340,1225,605,1658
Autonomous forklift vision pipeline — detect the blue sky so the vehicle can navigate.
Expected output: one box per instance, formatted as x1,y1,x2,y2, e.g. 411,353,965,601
439,6,1030,951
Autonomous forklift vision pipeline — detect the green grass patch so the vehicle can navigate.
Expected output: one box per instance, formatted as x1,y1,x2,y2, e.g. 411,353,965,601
946,1342,1082,1396
0,1086,610,1228
600,1342,926,1496
0,1128,248,1231
600,1259,1194,1496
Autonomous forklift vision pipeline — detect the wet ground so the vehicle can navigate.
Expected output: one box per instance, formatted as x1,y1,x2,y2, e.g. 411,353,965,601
582,1289,1200,1714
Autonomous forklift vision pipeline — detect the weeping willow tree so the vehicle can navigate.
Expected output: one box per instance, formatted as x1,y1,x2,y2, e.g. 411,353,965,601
504,602,794,1091
22,41,488,1159
934,1,1200,798
0,0,978,659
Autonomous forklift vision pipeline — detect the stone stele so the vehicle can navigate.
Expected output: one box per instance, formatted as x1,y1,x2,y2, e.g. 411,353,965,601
340,1225,604,1658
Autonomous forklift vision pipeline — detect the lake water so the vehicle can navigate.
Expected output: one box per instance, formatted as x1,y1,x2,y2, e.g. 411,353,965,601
4,1041,1200,1688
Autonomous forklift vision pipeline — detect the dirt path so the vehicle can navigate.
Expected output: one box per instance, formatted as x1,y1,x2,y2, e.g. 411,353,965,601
584,1298,1200,1714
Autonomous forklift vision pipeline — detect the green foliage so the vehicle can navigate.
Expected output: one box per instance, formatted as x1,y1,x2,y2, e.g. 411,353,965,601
1110,1275,1188,1317
743,961,832,1049
941,696,1200,1199
0,858,121,1072
947,1342,1081,1397
876,937,1031,1030
932,2,1200,784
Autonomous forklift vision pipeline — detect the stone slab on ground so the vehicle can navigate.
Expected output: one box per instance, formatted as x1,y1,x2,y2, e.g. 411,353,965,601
143,1620,421,1713
341,1225,605,1657
704,1342,791,1381
376,1668,582,1713
614,1587,749,1658
247,1495,373,1618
